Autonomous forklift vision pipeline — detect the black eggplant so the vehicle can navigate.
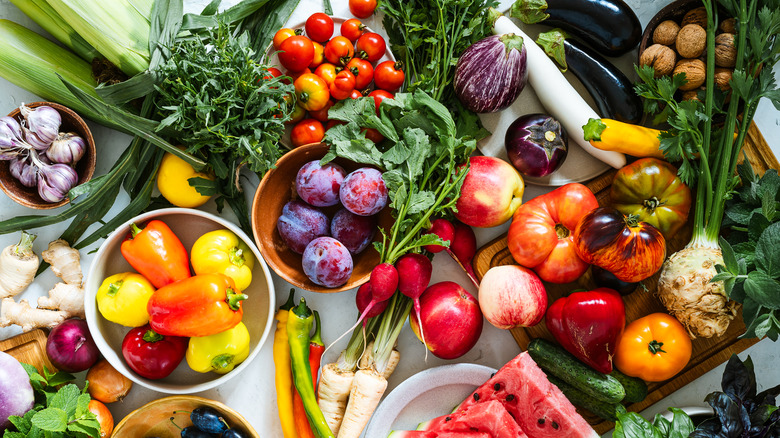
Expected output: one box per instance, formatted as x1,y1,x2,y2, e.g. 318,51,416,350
536,29,643,124
510,0,641,57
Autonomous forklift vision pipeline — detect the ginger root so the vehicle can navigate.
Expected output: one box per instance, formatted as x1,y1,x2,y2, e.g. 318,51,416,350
38,283,85,319
0,298,67,332
43,239,82,286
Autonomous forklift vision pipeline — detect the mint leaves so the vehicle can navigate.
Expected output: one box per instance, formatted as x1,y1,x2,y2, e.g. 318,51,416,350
3,364,100,438
614,408,694,438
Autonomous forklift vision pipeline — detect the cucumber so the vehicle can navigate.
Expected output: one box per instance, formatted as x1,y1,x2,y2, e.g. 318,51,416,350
547,374,627,421
610,369,648,403
527,338,625,403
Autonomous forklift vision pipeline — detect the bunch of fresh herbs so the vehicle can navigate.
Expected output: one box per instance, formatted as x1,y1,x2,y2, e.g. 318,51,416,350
3,365,99,438
614,407,695,438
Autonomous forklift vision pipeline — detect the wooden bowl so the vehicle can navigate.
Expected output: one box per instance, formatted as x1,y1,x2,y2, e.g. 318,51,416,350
111,395,259,438
252,142,392,293
0,101,96,209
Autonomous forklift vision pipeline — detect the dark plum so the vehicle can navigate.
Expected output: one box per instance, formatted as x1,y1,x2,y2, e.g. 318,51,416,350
339,168,388,216
302,237,354,287
277,200,330,254
331,208,377,254
295,160,346,207
190,407,227,434
180,426,216,438
221,429,249,438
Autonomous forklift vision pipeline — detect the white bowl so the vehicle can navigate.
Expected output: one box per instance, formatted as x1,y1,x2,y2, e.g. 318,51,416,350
84,208,276,394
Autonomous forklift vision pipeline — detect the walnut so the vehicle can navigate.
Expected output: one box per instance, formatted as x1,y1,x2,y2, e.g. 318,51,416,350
674,59,706,90
676,24,707,58
719,18,736,34
653,20,681,45
714,67,733,91
682,89,702,101
682,7,708,28
715,33,737,67
640,44,676,77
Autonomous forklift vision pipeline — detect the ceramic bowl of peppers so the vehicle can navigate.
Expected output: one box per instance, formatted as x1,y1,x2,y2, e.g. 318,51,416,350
84,208,276,394
111,395,258,438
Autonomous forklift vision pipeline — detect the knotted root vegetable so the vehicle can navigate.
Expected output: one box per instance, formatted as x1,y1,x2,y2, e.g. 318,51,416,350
42,239,82,285
0,298,66,332
0,231,39,299
37,283,85,318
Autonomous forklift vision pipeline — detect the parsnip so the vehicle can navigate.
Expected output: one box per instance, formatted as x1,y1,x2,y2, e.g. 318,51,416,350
0,298,66,331
358,342,400,380
42,239,82,285
0,231,39,299
337,369,387,438
318,362,356,436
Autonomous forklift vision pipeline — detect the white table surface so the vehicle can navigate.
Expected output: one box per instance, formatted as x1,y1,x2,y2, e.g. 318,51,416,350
0,0,778,435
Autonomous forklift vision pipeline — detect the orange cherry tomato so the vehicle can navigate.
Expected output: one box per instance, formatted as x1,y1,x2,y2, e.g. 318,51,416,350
349,0,377,18
305,12,334,42
286,104,307,124
345,57,374,90
309,41,325,69
368,89,394,113
273,28,300,50
279,35,315,72
341,18,366,41
314,63,338,87
291,118,325,147
374,60,405,92
309,99,335,122
330,69,357,100
614,313,692,382
294,73,330,111
324,36,354,66
355,32,386,62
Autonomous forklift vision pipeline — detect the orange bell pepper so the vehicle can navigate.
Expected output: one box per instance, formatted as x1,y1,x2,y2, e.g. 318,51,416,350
120,220,190,288
614,313,692,382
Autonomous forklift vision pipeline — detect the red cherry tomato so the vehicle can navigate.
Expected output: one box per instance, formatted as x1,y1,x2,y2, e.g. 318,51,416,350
345,57,374,90
355,32,386,62
284,67,311,85
279,35,315,72
324,36,354,66
326,119,345,131
349,0,377,18
305,12,334,42
291,118,325,147
286,104,307,124
368,89,394,113
266,67,283,79
363,127,384,143
294,73,330,111
340,18,366,41
374,60,405,92
273,28,300,50
330,69,357,100
350,89,364,99
309,99,335,122
314,63,338,87
309,41,325,69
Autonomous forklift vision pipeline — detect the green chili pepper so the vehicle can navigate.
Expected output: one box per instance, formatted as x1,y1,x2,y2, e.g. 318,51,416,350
287,298,335,438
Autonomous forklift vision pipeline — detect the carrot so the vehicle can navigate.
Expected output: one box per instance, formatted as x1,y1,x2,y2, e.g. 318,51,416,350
336,369,387,438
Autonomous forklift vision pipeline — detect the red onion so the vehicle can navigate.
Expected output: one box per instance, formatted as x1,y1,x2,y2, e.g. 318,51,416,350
46,318,100,373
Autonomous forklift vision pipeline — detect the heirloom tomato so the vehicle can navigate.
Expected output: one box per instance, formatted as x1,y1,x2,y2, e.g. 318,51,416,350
610,158,692,239
324,36,354,66
279,35,314,72
294,73,329,111
345,57,374,90
349,0,377,18
340,18,365,41
614,313,692,382
305,13,334,43
291,119,325,147
355,32,386,62
374,60,404,92
573,207,666,283
330,69,357,100
507,183,599,283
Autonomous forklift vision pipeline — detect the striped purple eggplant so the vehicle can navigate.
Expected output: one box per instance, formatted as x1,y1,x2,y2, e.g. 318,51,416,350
454,33,528,113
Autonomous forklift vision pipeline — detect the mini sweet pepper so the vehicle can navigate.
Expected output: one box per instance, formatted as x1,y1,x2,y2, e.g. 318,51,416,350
96,272,155,327
186,321,250,374
191,229,254,291
120,220,191,289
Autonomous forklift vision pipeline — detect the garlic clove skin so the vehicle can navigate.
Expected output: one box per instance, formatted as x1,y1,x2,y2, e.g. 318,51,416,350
46,132,86,166
10,155,37,187
19,104,61,148
22,127,54,151
0,116,23,139
37,162,78,203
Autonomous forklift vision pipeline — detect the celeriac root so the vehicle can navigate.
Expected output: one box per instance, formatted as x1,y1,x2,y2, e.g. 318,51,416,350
42,239,82,286
337,369,388,438
37,283,85,318
318,363,356,436
0,298,67,332
0,231,39,299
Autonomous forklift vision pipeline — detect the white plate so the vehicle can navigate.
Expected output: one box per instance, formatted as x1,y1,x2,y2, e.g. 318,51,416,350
363,363,496,437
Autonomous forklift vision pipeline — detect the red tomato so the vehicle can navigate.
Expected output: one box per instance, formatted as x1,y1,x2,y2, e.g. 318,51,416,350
350,89,364,99
374,60,404,92
292,118,325,147
309,41,325,69
330,69,357,100
279,35,315,72
324,36,354,66
355,32,386,62
507,183,600,283
294,73,330,111
349,0,377,18
286,104,307,124
284,67,311,85
314,63,338,87
326,119,345,131
309,99,335,122
266,67,283,79
345,57,374,90
273,28,299,50
305,12,334,42
341,18,365,41
368,89,394,113
362,127,384,143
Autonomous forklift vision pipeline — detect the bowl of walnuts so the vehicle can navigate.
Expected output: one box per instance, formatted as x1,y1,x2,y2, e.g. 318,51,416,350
639,0,736,101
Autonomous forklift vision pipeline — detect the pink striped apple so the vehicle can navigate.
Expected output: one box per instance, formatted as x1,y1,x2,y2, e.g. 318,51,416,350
455,156,524,228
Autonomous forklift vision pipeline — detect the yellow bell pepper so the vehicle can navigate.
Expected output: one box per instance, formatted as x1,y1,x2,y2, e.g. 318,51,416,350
583,118,665,159
186,321,250,374
157,149,214,208
191,230,254,291
96,272,155,327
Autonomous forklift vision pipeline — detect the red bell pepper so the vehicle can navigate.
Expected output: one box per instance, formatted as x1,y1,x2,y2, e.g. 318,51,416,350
545,288,625,374
120,220,190,288
121,324,188,380
147,273,247,337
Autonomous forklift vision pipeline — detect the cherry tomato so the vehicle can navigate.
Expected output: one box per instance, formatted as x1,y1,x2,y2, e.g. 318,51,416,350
350,89,364,99
355,32,386,62
330,69,357,100
345,57,374,90
363,127,384,143
341,18,366,41
326,119,345,131
291,118,325,147
286,104,307,124
309,41,325,69
314,63,338,87
349,0,377,18
294,73,330,111
368,89,394,113
284,68,311,85
279,35,315,72
374,60,405,92
309,99,335,122
305,12,334,42
324,36,354,66
265,67,283,79
273,28,300,50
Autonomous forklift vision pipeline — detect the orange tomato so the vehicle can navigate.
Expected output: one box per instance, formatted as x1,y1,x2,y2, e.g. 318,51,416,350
314,63,338,87
309,41,325,69
273,28,299,50
294,73,330,111
614,313,692,382
330,69,357,100
291,119,325,147
88,400,114,438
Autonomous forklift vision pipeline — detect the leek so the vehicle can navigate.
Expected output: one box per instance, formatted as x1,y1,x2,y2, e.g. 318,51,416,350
46,0,152,76
0,19,118,130
8,0,100,62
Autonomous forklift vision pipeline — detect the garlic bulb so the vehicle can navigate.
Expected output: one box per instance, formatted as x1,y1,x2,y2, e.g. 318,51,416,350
20,104,61,150
28,150,78,202
9,155,37,187
46,132,86,166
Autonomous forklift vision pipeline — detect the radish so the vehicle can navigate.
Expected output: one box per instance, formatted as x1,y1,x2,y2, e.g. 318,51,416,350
422,219,455,253
396,253,433,358
447,222,480,287
355,283,389,319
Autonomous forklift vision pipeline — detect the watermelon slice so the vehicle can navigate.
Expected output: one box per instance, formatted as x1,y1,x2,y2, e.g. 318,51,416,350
388,431,491,438
446,400,527,438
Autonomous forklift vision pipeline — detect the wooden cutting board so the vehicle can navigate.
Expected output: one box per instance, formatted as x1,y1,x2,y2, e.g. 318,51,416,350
473,121,776,434
0,329,55,374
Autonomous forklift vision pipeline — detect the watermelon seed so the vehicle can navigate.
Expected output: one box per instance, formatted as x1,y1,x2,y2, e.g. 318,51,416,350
493,383,501,391
552,421,559,430
445,417,451,422
473,392,480,401
505,394,515,401
490,373,496,378
537,418,545,425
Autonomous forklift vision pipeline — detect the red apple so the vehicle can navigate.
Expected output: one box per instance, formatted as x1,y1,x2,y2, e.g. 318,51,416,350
478,265,547,330
455,156,525,228
410,281,483,359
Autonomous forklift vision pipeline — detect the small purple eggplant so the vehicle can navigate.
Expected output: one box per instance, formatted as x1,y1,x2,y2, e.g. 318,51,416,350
505,113,568,177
